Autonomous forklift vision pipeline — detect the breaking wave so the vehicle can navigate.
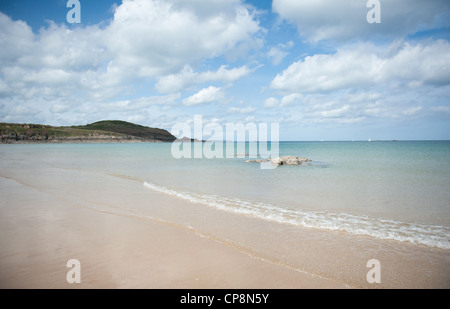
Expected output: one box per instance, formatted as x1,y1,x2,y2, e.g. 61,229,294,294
143,181,450,250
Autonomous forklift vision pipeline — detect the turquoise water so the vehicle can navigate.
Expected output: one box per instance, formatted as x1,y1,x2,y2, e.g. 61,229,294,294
1,141,449,249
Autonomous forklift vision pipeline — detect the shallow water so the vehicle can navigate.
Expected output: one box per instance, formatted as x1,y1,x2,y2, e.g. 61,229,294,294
1,140,449,249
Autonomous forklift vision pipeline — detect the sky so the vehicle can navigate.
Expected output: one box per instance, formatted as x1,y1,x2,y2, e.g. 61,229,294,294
0,0,449,141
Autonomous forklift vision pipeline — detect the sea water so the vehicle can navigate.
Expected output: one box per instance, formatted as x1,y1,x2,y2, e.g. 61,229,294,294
1,141,449,249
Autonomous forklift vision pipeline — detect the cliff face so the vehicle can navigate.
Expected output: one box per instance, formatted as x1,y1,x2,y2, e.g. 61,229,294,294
0,121,176,144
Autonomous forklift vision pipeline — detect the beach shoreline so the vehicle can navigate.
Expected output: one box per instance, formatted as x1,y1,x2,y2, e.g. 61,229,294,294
1,162,449,289
1,139,164,145
0,173,348,289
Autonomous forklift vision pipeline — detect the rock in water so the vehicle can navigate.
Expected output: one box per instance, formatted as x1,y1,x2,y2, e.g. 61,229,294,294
271,156,311,165
246,156,311,166
245,159,267,163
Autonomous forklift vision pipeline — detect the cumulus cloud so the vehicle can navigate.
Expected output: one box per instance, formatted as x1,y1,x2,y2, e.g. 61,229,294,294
264,93,301,108
0,0,264,125
50,103,71,114
267,48,287,66
0,13,34,63
274,83,450,131
104,93,181,112
106,0,263,77
1,0,449,139
276,90,425,127
182,86,224,106
271,40,450,93
227,106,256,114
267,38,450,129
272,0,450,42
314,104,351,118
155,64,255,93
267,41,293,65
264,97,279,108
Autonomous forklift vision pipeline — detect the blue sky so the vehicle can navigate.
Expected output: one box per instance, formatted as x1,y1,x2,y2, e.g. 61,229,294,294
0,0,449,141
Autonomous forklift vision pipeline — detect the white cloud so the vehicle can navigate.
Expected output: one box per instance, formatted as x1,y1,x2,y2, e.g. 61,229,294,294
23,69,74,85
264,97,279,108
155,64,254,93
228,106,256,114
346,91,382,103
270,86,447,129
245,115,255,122
106,0,263,77
430,106,450,114
279,93,302,106
267,41,293,65
381,41,450,85
201,65,255,84
104,93,181,112
271,45,383,92
264,93,302,109
0,0,264,124
403,106,423,116
1,0,449,139
272,0,450,42
50,103,71,114
0,13,34,62
267,48,287,66
314,104,351,118
182,86,224,106
0,79,11,95
271,40,450,93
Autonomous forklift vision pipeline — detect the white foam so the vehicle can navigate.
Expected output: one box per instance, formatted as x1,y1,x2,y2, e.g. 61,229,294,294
143,181,450,250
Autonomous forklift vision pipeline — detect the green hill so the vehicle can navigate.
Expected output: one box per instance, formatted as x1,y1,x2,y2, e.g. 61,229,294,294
73,120,176,142
0,120,176,143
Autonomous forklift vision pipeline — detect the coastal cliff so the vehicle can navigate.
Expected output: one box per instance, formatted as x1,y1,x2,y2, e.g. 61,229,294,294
0,120,176,144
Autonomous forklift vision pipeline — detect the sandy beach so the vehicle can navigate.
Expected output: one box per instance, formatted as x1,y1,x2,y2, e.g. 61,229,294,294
1,158,449,289
0,168,347,289
1,0,449,292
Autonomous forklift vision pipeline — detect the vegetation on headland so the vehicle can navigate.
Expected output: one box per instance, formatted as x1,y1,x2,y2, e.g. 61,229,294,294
0,120,176,143
73,120,176,142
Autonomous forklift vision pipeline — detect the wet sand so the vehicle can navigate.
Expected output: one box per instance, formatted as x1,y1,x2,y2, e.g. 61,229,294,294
0,165,449,289
0,173,346,288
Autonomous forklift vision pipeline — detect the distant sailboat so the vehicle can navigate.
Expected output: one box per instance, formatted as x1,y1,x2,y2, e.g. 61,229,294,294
368,138,372,142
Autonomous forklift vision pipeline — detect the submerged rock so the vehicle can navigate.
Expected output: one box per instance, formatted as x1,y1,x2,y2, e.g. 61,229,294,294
245,159,267,163
246,156,311,166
